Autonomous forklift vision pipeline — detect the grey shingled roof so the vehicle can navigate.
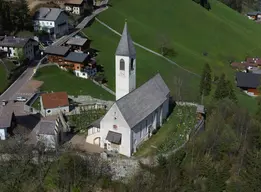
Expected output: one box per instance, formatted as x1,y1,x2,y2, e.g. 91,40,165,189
0,36,31,48
33,8,64,21
247,11,261,16
37,120,56,135
66,37,88,46
115,22,136,57
236,72,261,88
45,45,70,56
0,108,14,128
64,52,88,63
106,131,122,144
116,73,170,128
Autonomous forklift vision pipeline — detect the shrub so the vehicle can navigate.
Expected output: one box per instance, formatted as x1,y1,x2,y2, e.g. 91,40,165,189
152,129,157,135
157,155,167,168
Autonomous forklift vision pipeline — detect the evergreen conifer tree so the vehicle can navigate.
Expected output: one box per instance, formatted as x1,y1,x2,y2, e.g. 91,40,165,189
200,63,212,96
226,80,237,103
214,73,227,100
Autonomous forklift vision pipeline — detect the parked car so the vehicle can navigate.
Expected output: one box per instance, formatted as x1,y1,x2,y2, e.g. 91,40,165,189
15,96,27,102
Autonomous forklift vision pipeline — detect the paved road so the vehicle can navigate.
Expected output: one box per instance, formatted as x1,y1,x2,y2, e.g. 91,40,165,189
0,60,39,101
52,6,108,46
76,6,108,29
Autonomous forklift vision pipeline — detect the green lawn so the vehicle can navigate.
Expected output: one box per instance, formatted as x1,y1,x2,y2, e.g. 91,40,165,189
98,0,261,75
34,66,114,101
88,0,261,111
83,22,201,102
135,106,197,157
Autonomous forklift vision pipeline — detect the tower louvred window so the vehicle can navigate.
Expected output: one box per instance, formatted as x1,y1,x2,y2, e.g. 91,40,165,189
120,59,125,70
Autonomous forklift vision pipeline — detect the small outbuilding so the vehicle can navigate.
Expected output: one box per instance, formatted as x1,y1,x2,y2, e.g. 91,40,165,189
0,111,16,140
40,92,70,116
65,37,89,52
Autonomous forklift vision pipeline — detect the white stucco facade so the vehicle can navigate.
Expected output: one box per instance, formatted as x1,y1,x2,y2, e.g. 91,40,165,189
100,104,132,156
86,126,101,145
0,39,36,60
86,96,169,157
74,68,97,79
115,55,136,100
65,5,82,15
41,106,69,117
0,128,7,140
34,12,69,38
40,96,69,117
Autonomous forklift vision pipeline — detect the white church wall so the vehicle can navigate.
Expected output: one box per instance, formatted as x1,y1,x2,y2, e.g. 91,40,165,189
162,96,170,119
100,104,132,157
131,113,155,153
115,55,136,100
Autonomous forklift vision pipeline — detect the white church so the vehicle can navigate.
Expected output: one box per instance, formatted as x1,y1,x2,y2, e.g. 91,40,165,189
86,22,170,157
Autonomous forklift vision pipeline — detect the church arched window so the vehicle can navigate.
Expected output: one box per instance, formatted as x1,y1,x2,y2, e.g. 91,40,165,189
120,59,125,71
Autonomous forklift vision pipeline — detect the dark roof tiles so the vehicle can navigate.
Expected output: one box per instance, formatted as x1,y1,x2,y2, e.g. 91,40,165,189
64,52,88,63
45,45,70,56
116,74,170,128
115,22,136,57
236,72,261,88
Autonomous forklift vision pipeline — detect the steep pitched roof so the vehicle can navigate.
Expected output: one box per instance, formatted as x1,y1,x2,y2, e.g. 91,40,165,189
37,120,56,135
66,37,88,46
0,107,14,128
44,45,70,56
64,52,88,63
0,36,32,48
34,8,64,21
116,74,169,128
115,22,136,57
236,72,261,88
41,92,69,109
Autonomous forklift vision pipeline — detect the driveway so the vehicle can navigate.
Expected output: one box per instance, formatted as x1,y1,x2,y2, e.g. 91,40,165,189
68,134,104,153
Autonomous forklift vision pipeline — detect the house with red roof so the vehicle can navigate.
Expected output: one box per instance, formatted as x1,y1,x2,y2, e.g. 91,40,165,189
40,92,69,117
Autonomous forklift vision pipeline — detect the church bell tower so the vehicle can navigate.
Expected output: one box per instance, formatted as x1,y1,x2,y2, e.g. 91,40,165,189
115,21,136,100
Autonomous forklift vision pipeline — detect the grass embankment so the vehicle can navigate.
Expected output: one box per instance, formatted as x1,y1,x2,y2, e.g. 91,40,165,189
92,0,261,111
135,106,196,157
34,66,114,101
83,22,201,102
32,97,41,110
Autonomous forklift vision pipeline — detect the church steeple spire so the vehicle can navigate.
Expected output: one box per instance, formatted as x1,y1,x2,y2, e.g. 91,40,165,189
115,21,136,57
115,21,136,100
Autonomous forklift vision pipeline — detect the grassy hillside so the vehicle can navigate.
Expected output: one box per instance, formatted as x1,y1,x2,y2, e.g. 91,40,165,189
84,0,261,111
34,66,114,100
98,0,261,75
83,23,201,102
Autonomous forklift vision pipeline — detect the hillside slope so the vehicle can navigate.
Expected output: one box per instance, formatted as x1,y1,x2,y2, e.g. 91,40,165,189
98,0,261,76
